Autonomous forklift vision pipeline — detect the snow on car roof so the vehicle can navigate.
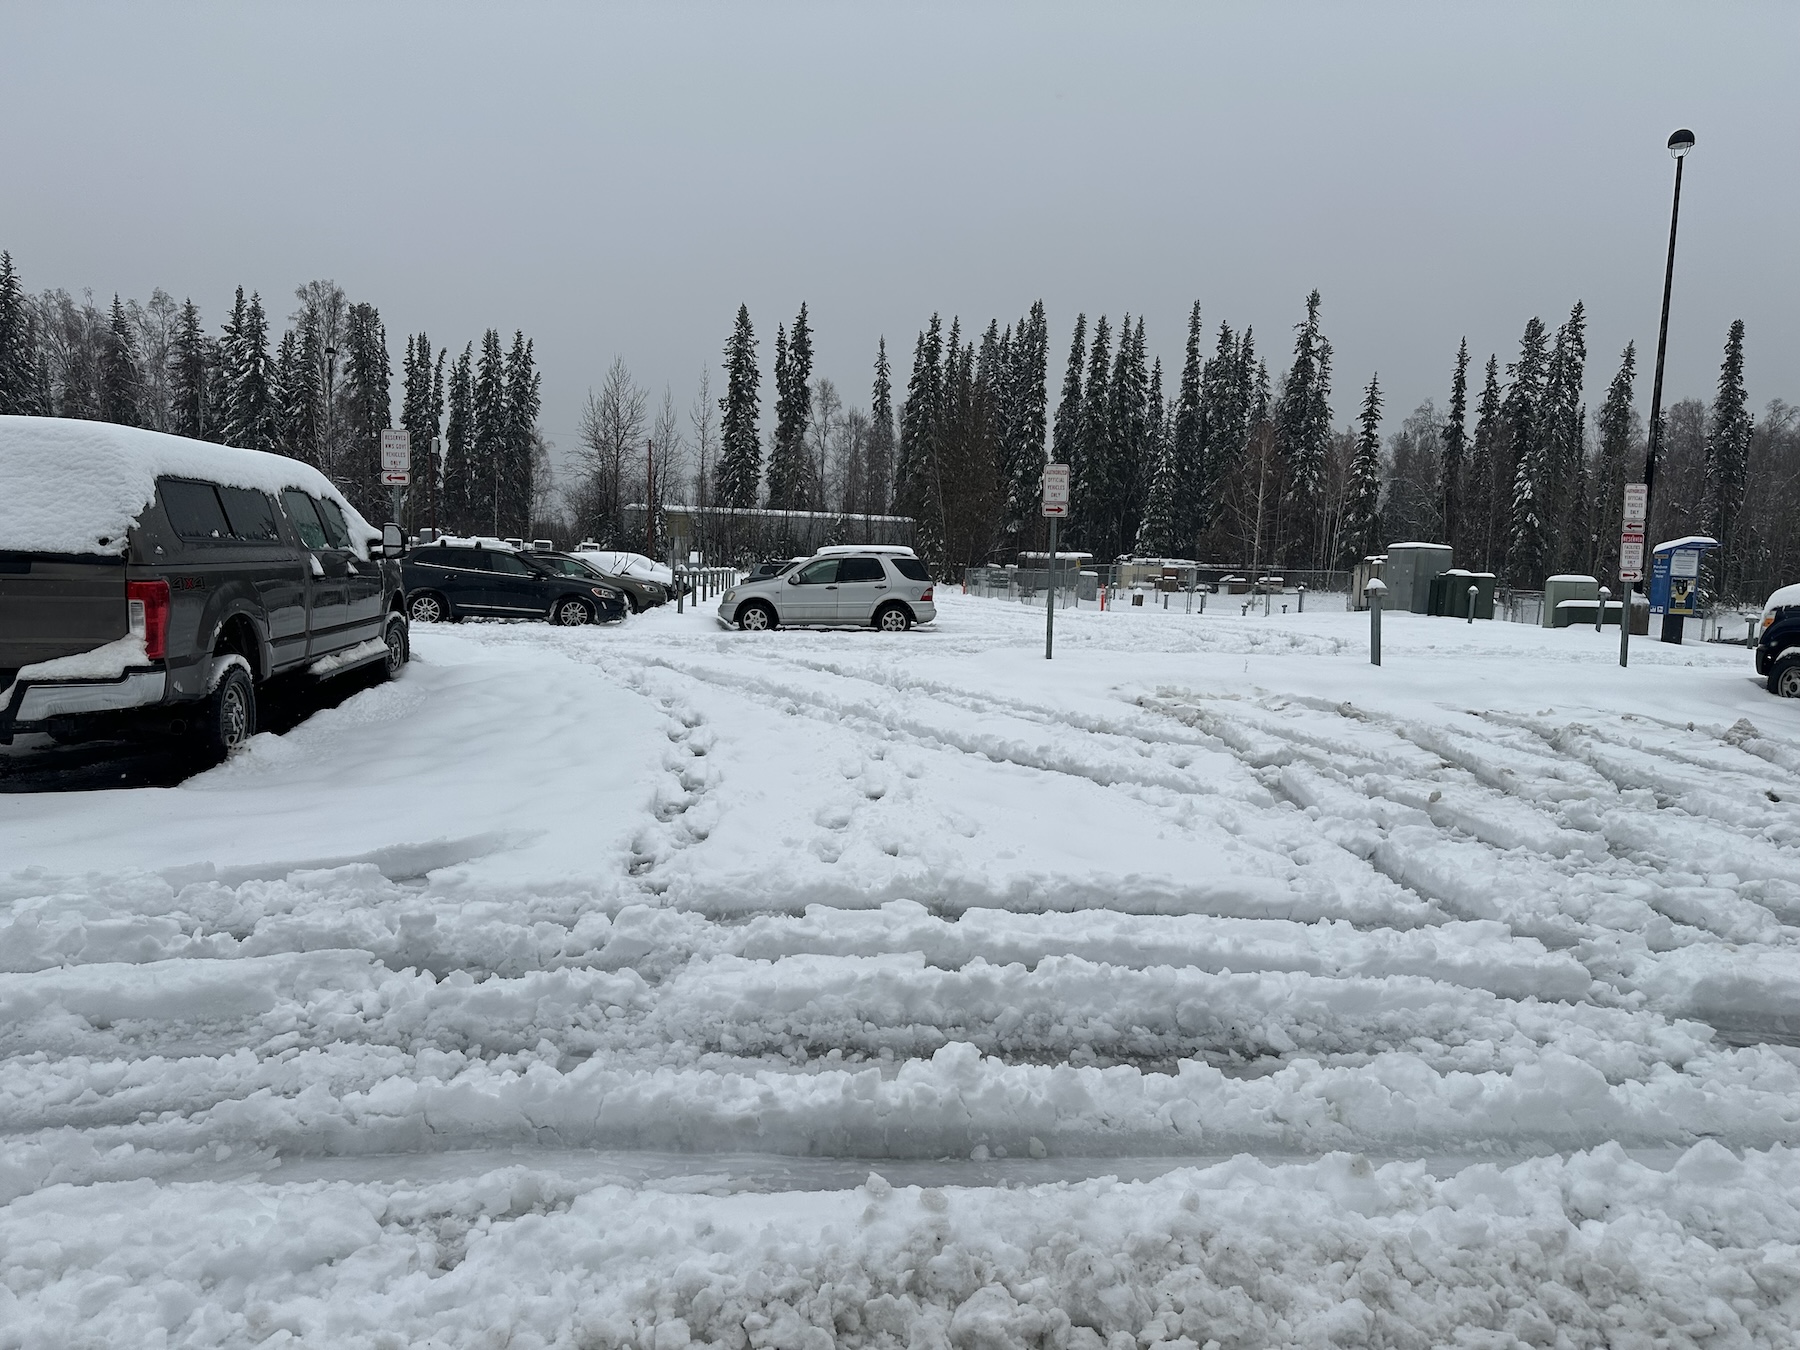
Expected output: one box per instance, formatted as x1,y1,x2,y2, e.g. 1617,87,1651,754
0,415,375,556
428,534,521,550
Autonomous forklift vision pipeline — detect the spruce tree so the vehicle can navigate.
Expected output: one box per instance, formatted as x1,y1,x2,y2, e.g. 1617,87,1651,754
97,295,142,427
767,306,815,510
1592,343,1638,584
716,305,761,509
1704,319,1751,598
504,332,541,536
1467,355,1503,571
0,251,34,415
1440,339,1469,553
868,336,895,515
442,344,476,532
1276,290,1333,567
1050,314,1085,489
169,301,209,440
1169,302,1204,552
1135,358,1177,556
1537,302,1588,571
221,289,278,453
401,334,440,525
341,302,391,521
1072,315,1112,552
1342,375,1384,566
895,316,946,567
1501,318,1550,581
1000,302,1048,554
473,328,507,533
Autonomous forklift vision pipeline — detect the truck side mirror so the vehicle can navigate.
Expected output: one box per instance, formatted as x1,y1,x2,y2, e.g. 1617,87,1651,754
382,523,405,558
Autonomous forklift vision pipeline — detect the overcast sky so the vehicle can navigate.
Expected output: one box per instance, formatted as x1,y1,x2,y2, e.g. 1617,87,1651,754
4,2,1794,478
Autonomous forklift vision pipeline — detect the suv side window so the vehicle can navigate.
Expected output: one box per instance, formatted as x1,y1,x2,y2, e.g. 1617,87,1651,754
281,490,330,550
485,551,533,575
794,559,839,585
160,479,232,541
313,497,354,550
838,557,885,582
217,486,282,543
892,557,931,582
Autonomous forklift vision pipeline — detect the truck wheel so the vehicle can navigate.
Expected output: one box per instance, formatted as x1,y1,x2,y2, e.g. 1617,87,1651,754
1771,654,1800,698
737,601,776,631
379,614,409,681
202,665,256,758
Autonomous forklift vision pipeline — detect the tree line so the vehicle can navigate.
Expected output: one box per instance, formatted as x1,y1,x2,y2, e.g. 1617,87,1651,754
0,250,541,534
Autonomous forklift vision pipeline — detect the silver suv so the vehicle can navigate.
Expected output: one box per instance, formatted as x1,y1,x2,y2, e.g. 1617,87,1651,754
718,546,936,631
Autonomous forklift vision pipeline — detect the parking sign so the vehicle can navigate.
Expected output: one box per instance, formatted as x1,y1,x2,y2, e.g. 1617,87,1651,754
1042,463,1070,518
380,430,411,482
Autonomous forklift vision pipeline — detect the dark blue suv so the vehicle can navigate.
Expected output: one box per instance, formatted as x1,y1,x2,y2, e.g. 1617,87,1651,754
1758,584,1800,697
402,541,627,626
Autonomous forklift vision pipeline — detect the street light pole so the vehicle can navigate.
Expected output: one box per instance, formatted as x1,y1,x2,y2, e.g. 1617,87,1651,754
1622,128,1694,665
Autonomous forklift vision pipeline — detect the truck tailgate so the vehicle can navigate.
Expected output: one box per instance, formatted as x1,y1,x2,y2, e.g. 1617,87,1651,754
0,552,129,676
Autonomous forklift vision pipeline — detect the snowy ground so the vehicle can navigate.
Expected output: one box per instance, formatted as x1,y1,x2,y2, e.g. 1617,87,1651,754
3,591,1799,1347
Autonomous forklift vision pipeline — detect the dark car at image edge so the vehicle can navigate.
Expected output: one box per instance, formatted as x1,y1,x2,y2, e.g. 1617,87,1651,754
401,538,629,626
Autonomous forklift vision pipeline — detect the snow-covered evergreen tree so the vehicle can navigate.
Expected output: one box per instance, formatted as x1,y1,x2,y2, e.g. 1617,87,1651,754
442,344,475,532
340,302,391,521
867,337,895,516
220,289,278,453
997,301,1049,556
1072,315,1111,553
1049,314,1085,507
1591,343,1639,583
0,252,34,415
1440,339,1469,553
472,328,506,533
895,316,946,567
1340,374,1384,566
169,300,209,440
1169,302,1204,553
503,332,541,537
1704,319,1751,598
1276,290,1333,567
97,295,141,427
1135,358,1177,556
716,305,761,509
1502,317,1550,582
400,334,440,525
767,305,815,510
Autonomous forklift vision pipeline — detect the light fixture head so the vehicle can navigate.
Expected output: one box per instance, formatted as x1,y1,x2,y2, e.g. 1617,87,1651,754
1668,128,1696,159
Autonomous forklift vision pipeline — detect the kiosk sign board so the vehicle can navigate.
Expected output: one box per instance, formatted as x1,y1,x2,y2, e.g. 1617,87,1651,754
1648,537,1718,616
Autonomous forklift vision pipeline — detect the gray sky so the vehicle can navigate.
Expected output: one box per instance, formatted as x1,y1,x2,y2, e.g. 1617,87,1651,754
4,1,1795,481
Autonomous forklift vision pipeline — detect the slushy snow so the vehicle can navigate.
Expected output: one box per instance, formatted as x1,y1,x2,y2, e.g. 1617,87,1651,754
2,591,1798,1346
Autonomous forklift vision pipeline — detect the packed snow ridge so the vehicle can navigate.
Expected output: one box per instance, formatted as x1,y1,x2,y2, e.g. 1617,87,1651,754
3,593,1798,1346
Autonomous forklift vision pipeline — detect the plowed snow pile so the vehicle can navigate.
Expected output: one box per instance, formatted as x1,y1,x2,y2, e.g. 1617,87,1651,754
3,593,1798,1347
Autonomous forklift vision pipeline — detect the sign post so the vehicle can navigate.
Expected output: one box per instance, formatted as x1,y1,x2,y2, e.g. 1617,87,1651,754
1617,482,1646,667
1041,463,1070,660
380,429,411,529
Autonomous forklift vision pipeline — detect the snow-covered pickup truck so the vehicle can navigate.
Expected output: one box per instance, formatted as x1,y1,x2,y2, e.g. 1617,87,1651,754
1,417,409,756
1758,583,1800,697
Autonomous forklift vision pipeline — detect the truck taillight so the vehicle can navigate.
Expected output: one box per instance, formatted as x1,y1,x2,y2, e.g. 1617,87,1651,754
127,580,170,661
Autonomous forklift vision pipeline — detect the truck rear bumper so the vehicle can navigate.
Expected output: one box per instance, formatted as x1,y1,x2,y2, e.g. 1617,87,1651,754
1,668,168,740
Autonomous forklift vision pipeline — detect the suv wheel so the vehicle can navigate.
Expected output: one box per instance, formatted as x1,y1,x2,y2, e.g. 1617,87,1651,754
737,601,776,632
553,597,592,626
875,603,912,632
203,665,256,758
409,592,447,624
380,614,409,680
1771,653,1800,698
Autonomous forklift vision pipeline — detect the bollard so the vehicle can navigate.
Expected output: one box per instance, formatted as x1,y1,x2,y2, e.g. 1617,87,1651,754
1596,586,1610,633
1468,584,1478,625
1298,584,1306,613
1365,578,1387,665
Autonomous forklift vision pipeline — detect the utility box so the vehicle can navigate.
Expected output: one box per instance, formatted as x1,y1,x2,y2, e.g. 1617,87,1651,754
1544,574,1600,628
1431,569,1496,619
1350,555,1386,611
1385,543,1453,614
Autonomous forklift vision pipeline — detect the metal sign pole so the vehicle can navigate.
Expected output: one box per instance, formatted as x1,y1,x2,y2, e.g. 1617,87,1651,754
1040,463,1070,661
1045,515,1058,660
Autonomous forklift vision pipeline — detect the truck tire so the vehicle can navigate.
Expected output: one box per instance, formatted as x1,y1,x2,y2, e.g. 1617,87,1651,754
1771,653,1800,698
202,665,256,758
379,613,409,681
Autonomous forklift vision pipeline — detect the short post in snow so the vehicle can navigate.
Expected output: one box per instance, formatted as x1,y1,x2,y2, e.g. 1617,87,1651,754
1596,586,1609,632
1365,578,1386,666
1041,463,1070,660
1468,584,1478,625
1298,583,1307,613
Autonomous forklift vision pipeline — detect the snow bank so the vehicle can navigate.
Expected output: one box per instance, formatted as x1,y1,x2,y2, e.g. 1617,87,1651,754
0,415,376,555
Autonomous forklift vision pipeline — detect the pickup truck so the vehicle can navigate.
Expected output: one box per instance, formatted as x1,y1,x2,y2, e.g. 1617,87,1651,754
1,416,409,757
1758,583,1800,697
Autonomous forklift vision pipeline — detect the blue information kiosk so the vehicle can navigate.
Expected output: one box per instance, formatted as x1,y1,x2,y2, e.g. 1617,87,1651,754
1648,535,1718,644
